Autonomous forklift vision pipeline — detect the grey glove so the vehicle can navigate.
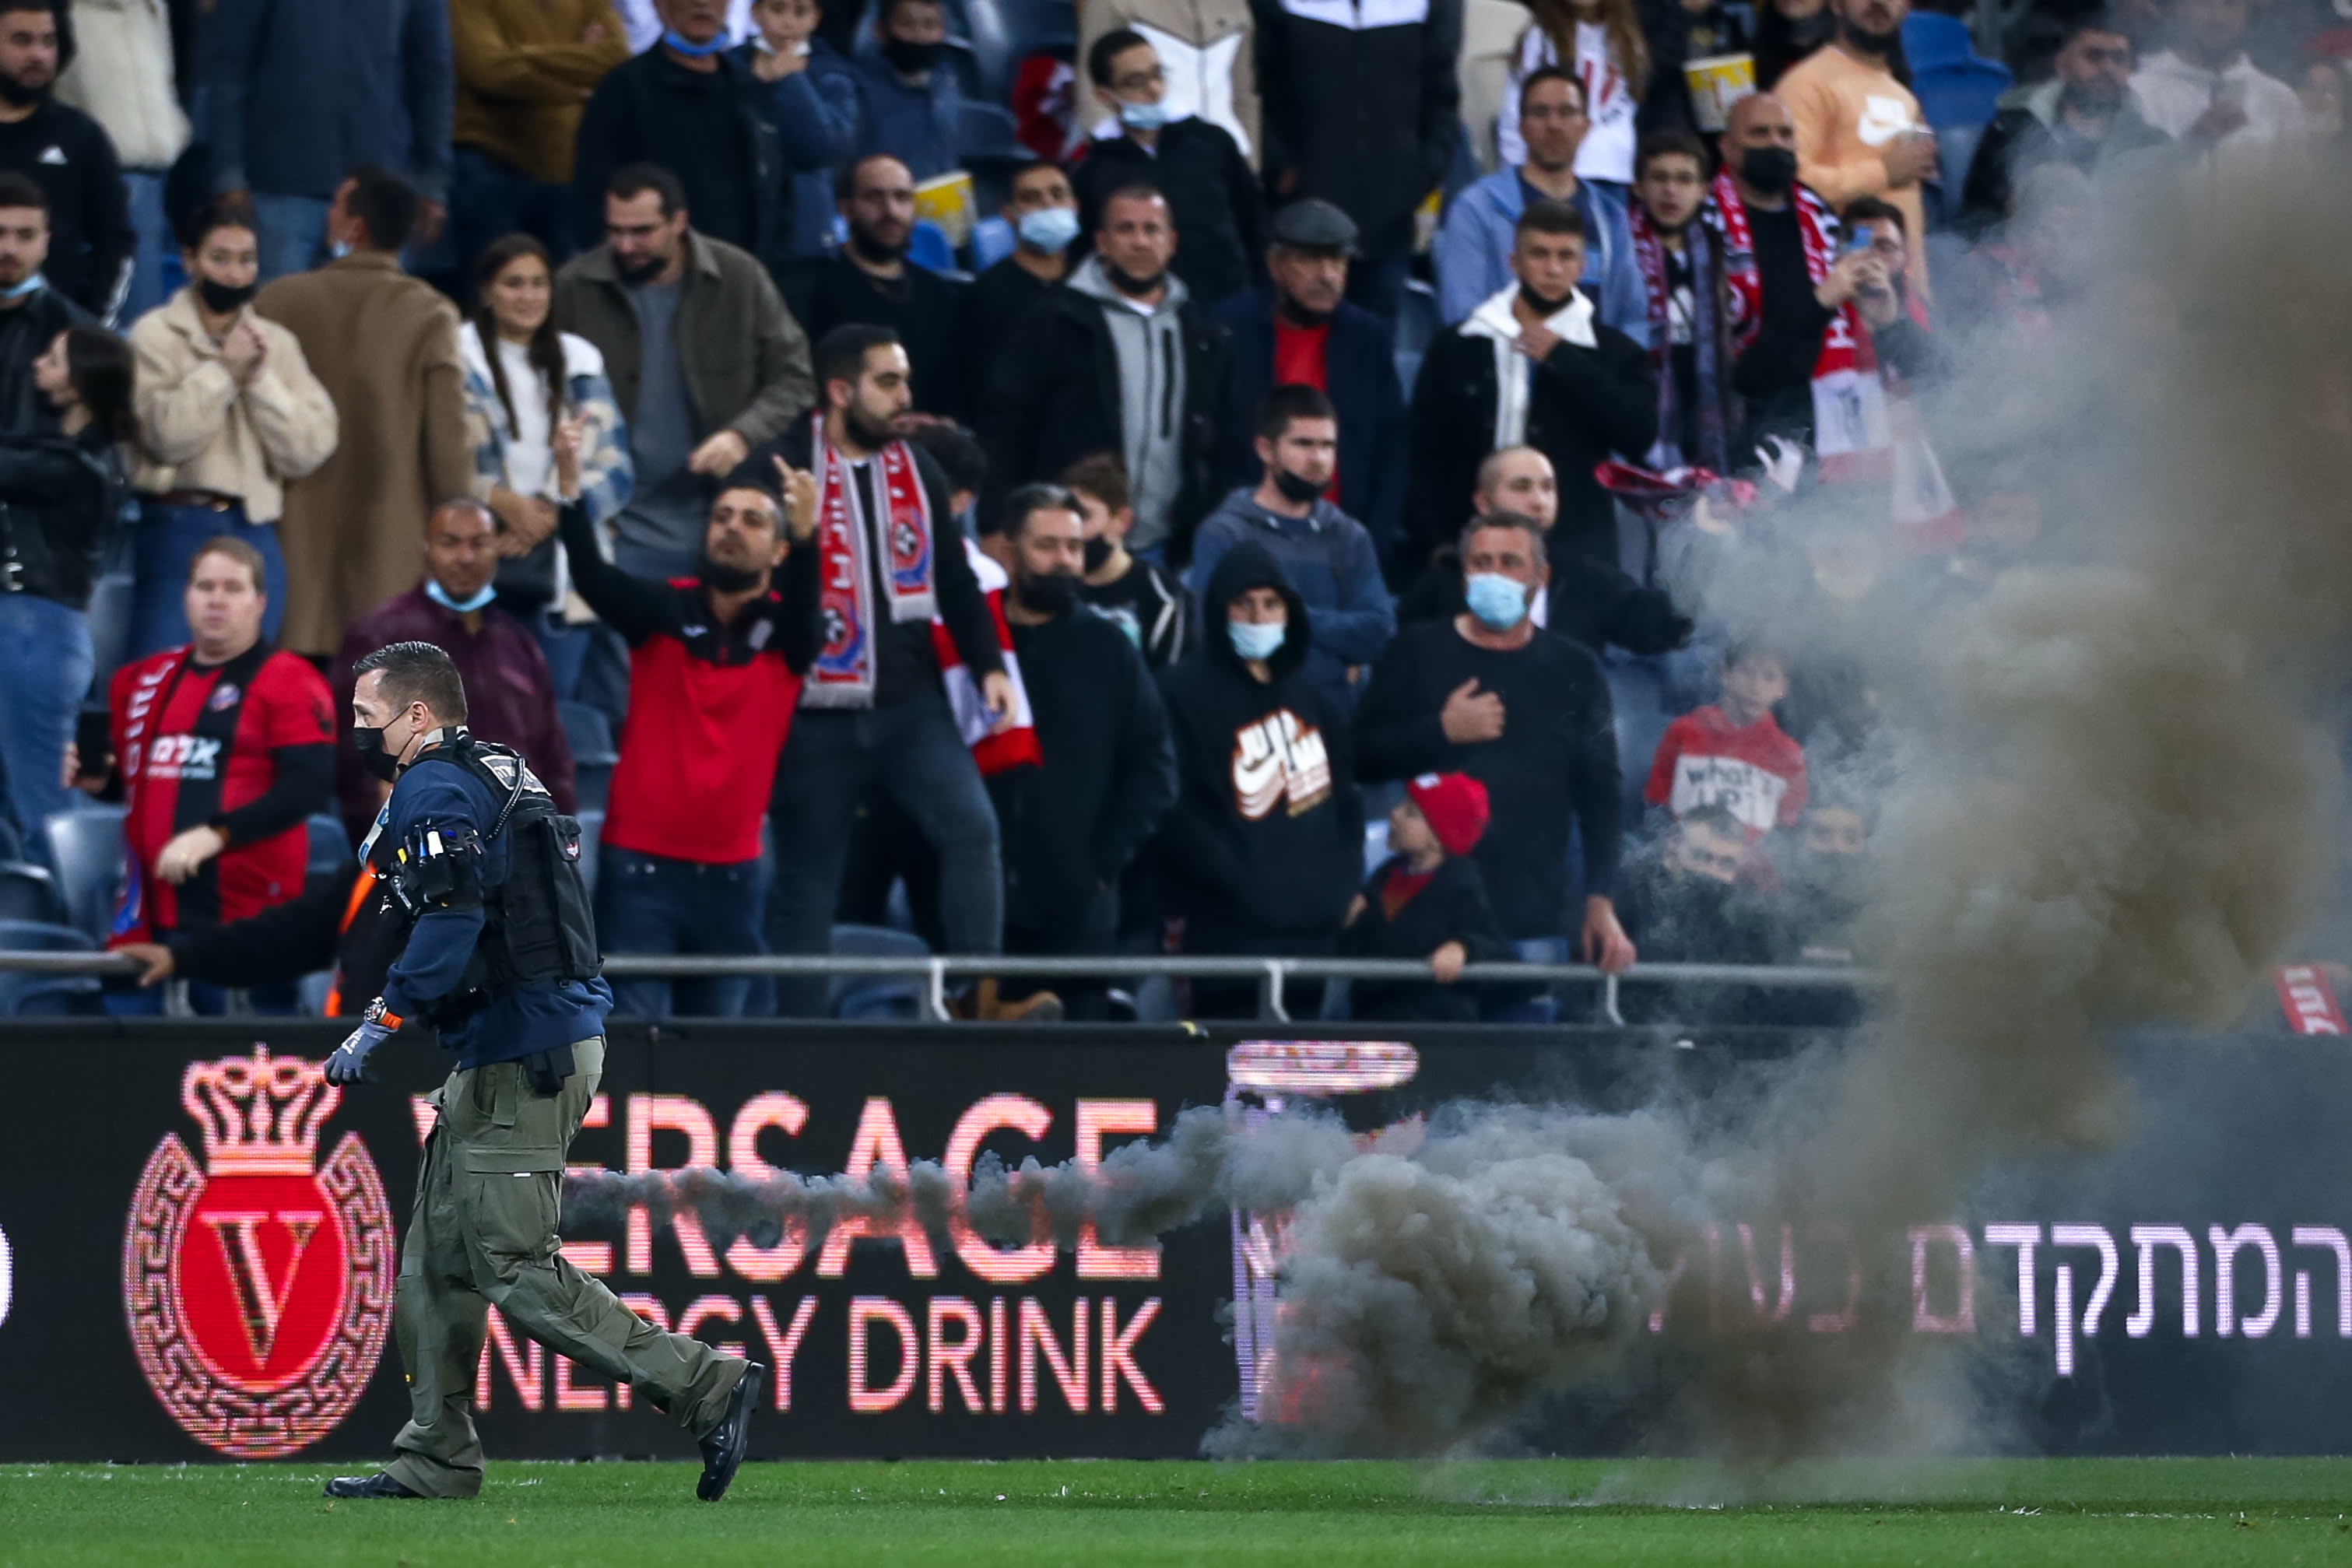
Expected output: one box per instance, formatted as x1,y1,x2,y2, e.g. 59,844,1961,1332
325,1005,397,1086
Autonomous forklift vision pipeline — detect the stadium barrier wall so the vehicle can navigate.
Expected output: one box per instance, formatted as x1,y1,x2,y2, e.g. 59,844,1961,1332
0,1019,2344,1462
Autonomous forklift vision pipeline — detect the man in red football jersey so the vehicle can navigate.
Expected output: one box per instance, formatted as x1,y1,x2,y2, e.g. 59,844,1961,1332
68,534,335,1012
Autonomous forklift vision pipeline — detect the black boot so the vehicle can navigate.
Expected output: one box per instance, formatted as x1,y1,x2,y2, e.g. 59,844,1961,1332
322,1472,424,1500
695,1362,767,1502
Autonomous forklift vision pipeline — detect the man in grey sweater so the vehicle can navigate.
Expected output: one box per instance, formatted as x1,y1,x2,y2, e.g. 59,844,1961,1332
553,162,813,578
977,184,1229,564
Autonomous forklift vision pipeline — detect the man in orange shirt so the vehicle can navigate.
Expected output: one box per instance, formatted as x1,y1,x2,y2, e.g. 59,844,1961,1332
1774,0,1939,299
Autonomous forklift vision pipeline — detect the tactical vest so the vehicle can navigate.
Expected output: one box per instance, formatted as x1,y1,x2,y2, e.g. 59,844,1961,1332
325,733,599,1022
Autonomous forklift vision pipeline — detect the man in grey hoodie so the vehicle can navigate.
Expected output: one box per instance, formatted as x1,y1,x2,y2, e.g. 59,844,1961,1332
978,184,1230,564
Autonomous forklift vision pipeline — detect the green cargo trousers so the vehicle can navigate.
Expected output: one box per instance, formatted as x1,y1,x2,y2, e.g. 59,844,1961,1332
382,1037,746,1499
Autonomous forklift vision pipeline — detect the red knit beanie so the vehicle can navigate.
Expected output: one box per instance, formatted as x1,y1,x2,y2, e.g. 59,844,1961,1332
1405,772,1490,857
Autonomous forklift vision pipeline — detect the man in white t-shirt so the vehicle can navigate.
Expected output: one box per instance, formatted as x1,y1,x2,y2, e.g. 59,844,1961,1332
2131,0,2305,154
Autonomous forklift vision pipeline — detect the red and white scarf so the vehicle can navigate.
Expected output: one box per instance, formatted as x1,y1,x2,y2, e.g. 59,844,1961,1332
806,422,939,708
932,539,1041,776
1709,169,1890,482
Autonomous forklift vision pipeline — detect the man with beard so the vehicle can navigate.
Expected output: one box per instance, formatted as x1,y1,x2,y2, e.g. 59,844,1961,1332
988,483,1177,1018
1712,93,1879,460
0,1,130,317
785,153,971,423
0,172,87,433
1774,0,1937,298
1404,198,1655,572
1212,198,1404,572
979,184,1229,564
554,162,814,581
1614,802,1780,1022
1187,384,1392,717
554,426,820,1019
1958,14,2171,237
760,322,1019,1019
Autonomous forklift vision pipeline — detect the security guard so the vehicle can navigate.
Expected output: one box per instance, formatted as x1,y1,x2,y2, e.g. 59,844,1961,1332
314,640,764,1503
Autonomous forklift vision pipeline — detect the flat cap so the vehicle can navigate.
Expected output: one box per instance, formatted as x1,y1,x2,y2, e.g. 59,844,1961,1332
1269,198,1358,254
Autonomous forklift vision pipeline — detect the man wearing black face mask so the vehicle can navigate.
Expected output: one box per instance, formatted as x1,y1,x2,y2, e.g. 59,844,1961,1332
126,195,337,658
1187,383,1392,717
849,0,964,180
989,482,1177,1016
785,154,972,421
1715,92,1876,460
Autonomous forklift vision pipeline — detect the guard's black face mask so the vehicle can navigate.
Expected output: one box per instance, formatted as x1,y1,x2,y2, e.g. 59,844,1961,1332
351,724,402,783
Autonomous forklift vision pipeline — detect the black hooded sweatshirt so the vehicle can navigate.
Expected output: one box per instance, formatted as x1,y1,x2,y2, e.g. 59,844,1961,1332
1153,540,1361,940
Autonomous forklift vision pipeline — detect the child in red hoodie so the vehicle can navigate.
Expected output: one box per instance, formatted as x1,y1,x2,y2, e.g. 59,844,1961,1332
1644,642,1808,843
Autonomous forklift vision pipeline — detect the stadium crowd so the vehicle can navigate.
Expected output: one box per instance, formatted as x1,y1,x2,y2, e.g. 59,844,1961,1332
0,0,2332,1023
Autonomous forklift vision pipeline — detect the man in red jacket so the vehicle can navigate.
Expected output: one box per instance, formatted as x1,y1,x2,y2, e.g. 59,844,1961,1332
553,420,820,1019
71,535,334,1012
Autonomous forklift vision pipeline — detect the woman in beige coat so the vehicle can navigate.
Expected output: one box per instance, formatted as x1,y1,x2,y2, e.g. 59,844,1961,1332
125,196,338,658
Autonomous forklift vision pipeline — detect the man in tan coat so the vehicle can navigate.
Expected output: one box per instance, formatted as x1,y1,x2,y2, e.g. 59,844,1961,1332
257,167,475,659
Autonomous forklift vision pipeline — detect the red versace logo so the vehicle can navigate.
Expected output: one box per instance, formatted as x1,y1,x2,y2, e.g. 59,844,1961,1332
122,1047,396,1458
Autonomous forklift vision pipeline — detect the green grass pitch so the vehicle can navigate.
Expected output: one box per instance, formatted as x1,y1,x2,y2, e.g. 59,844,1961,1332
5,1458,2350,1566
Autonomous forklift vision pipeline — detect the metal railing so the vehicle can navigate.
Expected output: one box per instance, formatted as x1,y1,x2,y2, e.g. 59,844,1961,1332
0,949,1883,1024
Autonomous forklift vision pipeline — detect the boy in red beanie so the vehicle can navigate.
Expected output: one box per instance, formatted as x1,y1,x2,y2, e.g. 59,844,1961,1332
1339,773,1508,1022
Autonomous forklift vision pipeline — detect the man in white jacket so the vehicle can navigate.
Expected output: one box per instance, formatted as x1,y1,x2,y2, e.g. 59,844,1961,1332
2131,0,2305,160
54,0,187,323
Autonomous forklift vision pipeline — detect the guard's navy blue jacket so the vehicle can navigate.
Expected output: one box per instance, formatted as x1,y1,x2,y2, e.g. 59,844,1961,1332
376,745,611,1068
1212,286,1408,570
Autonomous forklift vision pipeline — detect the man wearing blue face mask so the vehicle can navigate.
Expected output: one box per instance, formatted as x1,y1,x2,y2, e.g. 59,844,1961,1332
967,161,1079,382
334,498,577,844
1071,28,1262,307
1356,510,1637,1017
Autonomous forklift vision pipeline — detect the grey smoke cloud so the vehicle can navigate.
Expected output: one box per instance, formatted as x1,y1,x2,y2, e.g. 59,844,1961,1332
567,175,2352,1468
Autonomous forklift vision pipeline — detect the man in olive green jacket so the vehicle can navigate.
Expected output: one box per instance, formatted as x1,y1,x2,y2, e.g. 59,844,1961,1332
553,163,814,578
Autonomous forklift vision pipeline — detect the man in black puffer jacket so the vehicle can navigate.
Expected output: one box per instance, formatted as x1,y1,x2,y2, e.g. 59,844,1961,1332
1153,538,1360,1017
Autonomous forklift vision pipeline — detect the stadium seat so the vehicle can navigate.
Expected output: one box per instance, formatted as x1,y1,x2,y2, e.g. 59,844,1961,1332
297,970,333,1016
560,701,620,813
910,219,957,274
971,213,1016,270
574,810,603,900
305,813,350,876
559,700,616,760
1395,279,1441,397
41,807,125,942
1603,653,1676,826
998,0,1074,61
959,99,1022,160
829,923,931,1019
84,573,134,690
0,918,100,1016
0,859,62,923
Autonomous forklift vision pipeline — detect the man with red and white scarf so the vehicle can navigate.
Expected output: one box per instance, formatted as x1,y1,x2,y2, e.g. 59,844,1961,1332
759,321,1019,1017
1711,93,1887,476
1628,128,1739,475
